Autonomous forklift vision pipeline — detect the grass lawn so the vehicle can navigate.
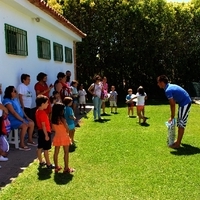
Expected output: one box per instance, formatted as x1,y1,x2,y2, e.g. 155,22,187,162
1,103,200,200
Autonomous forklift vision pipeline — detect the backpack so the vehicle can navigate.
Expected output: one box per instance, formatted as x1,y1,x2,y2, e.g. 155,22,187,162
2,115,11,135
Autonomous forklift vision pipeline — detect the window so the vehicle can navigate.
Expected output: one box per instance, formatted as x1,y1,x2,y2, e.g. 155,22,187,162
37,36,51,60
53,42,63,62
65,47,72,63
5,24,28,56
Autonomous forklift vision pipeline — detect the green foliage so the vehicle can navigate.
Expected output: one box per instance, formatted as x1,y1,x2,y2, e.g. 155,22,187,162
50,0,200,99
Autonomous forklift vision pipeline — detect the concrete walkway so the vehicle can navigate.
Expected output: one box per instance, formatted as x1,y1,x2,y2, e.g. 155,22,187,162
0,104,93,188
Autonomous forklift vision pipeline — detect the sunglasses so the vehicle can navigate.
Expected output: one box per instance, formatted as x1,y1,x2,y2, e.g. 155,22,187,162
13,90,17,93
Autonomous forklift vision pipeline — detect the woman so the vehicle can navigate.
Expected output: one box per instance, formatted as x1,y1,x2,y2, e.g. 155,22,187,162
88,75,103,121
34,72,53,115
54,72,71,100
3,86,36,151
101,76,108,115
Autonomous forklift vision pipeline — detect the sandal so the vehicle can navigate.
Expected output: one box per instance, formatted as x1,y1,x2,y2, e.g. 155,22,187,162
63,167,75,173
55,166,62,172
27,141,38,146
19,146,31,151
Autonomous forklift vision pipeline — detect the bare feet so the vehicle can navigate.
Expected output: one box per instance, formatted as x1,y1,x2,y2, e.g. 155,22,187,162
169,142,180,149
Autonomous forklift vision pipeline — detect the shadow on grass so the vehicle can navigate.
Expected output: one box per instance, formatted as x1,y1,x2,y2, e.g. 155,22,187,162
129,116,137,118
94,119,111,123
101,113,112,116
140,122,150,127
54,172,73,185
37,167,53,180
170,143,200,156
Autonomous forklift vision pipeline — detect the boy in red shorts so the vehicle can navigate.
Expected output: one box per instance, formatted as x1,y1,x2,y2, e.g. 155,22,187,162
35,95,54,169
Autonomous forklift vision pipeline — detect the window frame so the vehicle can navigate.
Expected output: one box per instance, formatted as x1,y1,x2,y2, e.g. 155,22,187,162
37,36,51,60
65,46,73,63
53,42,63,62
5,23,28,56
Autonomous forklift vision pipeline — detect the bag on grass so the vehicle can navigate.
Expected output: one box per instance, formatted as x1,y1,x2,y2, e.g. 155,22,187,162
165,118,176,146
2,115,11,135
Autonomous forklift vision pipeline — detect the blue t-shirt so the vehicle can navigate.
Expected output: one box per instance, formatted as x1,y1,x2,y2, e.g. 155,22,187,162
165,84,191,107
64,106,75,126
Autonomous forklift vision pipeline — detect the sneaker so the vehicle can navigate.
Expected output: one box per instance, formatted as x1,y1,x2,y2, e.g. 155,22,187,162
27,141,37,146
69,144,76,152
84,111,87,114
79,111,83,115
75,123,80,127
19,146,31,151
63,167,75,173
0,156,8,162
39,162,46,167
46,164,55,169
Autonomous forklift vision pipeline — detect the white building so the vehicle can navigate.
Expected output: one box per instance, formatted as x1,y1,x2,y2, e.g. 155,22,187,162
0,0,86,107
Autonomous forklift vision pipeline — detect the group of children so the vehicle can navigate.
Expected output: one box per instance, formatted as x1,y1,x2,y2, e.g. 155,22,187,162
125,86,148,124
34,83,147,173
50,83,88,115
35,95,76,173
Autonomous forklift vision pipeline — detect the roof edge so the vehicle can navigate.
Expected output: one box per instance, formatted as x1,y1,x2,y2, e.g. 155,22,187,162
28,0,86,38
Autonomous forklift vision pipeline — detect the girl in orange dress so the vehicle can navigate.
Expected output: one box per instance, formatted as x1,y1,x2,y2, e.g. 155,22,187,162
51,103,75,173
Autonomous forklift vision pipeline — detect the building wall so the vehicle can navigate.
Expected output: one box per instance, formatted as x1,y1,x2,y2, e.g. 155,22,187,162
0,0,81,107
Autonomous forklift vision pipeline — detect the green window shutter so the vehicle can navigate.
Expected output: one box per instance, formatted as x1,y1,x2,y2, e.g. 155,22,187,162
53,42,63,62
5,24,28,56
65,47,72,63
37,36,51,60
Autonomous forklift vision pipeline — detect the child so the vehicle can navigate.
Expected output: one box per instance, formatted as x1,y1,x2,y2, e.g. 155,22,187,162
51,103,75,173
109,86,118,113
125,89,135,117
52,90,62,103
70,80,79,113
63,97,76,148
35,95,54,169
78,84,87,114
130,86,147,124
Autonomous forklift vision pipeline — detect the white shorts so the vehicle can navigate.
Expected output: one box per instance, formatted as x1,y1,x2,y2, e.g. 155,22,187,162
110,101,117,107
79,99,86,104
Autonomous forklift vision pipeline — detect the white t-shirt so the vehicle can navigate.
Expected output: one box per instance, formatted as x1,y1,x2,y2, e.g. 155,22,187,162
136,92,147,106
0,95,3,117
17,83,32,108
92,83,102,98
109,91,118,101
78,89,87,101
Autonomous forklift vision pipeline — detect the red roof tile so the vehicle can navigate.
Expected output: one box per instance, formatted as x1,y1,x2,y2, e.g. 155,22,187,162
28,0,86,38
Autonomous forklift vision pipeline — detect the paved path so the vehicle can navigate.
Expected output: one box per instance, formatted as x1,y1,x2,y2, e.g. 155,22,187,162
0,105,93,188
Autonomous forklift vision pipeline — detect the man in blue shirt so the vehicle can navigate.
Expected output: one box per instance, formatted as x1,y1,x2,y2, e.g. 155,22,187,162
157,75,191,148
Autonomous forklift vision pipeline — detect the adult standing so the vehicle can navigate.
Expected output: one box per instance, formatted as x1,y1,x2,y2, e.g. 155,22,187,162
101,76,108,115
54,72,71,100
66,70,71,86
17,74,32,119
157,75,192,148
34,72,53,116
88,75,103,121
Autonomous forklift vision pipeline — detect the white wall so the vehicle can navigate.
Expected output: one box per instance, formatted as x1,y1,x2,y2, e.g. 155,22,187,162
0,0,82,107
